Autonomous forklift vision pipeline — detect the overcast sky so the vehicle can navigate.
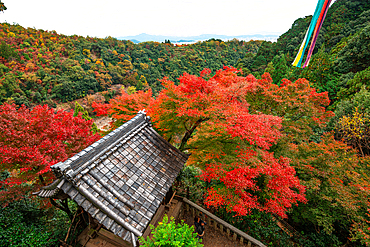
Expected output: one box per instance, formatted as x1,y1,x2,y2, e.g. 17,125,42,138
0,0,336,38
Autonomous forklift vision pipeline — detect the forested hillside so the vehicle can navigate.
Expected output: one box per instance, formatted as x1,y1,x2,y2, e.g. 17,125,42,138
239,0,370,103
2,0,370,246
0,23,262,105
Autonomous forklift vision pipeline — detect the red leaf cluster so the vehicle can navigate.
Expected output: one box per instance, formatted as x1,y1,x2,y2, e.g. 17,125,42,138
93,67,310,217
0,103,101,204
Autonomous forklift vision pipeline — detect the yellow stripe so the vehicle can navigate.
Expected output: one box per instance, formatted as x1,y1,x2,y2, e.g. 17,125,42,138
292,28,310,67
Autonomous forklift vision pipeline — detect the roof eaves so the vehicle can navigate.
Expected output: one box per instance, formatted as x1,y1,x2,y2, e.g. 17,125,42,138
51,112,150,182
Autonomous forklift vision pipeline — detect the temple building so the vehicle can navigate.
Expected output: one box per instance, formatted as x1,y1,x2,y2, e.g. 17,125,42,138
34,111,189,246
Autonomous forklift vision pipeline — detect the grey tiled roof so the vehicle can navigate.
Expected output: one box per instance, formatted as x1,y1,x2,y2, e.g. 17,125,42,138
34,111,189,243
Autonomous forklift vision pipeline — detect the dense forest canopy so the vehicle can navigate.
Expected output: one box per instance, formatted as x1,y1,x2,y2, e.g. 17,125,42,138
1,0,370,246
0,23,262,105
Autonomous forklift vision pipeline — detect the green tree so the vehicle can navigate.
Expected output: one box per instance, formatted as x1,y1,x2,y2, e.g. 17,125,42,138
334,24,370,74
0,41,19,61
277,16,312,59
329,88,370,156
74,101,99,134
251,55,267,72
302,48,339,100
0,73,21,103
288,134,370,245
139,215,203,247
264,62,274,77
271,55,288,85
337,66,370,101
323,0,370,48
235,53,254,75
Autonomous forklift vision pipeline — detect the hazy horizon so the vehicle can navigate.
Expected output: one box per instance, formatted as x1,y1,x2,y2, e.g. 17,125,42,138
118,33,280,43
0,0,333,39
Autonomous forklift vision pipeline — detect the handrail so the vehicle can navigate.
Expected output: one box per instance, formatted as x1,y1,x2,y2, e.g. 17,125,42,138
271,213,305,240
181,197,266,247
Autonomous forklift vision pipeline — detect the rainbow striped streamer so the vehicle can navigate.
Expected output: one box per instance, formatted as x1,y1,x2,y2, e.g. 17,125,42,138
303,0,332,68
292,0,331,68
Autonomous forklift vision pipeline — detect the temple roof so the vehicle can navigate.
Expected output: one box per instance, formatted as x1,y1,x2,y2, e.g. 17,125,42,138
34,111,189,243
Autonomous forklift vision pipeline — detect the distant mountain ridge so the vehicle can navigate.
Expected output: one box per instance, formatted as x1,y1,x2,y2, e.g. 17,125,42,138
117,33,279,43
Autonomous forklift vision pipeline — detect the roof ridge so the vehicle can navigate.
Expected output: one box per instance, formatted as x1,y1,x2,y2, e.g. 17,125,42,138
51,112,149,181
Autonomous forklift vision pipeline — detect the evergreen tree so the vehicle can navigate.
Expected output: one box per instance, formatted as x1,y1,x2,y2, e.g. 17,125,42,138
337,66,370,101
271,55,288,85
74,101,99,134
302,48,339,100
264,62,275,77
251,55,267,72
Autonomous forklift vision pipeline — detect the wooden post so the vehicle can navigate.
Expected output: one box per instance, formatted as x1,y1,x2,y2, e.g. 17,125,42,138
186,203,189,213
227,228,230,239
191,207,195,218
178,203,182,219
233,232,237,241
247,240,252,247
240,237,244,244
206,215,211,226
220,224,223,235
179,204,183,219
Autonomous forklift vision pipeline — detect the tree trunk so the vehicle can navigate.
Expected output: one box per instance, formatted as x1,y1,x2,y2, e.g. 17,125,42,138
50,198,73,220
179,118,208,151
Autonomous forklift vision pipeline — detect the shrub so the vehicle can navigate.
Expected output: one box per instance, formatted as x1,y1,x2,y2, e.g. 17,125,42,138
0,199,70,247
139,215,203,247
175,165,206,203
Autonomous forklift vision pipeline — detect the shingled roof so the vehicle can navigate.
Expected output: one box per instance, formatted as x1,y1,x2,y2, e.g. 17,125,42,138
34,111,189,245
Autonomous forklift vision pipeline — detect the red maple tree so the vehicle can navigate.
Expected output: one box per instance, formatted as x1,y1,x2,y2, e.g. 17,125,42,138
0,103,101,203
93,67,308,217
93,88,153,130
